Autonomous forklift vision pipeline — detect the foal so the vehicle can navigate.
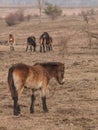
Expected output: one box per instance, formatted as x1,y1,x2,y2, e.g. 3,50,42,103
8,62,65,115
26,36,36,52
8,34,15,51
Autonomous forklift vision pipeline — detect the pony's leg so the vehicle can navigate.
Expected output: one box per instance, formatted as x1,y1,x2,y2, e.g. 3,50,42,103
30,45,32,51
10,44,12,51
13,86,24,115
46,44,49,51
10,45,13,51
50,44,52,51
11,47,14,51
9,45,11,51
12,46,14,51
13,96,20,115
49,45,51,51
43,43,46,52
11,44,14,51
42,96,48,112
26,45,28,51
13,90,20,115
30,89,36,113
40,44,42,52
11,85,20,115
41,88,48,112
34,46,36,52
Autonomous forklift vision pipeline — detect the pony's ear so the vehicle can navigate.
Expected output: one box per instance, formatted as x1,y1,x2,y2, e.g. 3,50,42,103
62,63,64,66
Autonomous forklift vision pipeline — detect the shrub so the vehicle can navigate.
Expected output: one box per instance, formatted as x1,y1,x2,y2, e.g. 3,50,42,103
26,14,32,21
81,11,89,24
5,10,25,26
5,13,17,26
44,3,62,20
15,10,24,22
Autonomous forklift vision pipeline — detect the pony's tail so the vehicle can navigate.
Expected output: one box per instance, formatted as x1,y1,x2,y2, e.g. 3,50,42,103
8,66,17,99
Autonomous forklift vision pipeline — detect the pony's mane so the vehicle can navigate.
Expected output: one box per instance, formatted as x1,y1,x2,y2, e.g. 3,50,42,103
34,62,64,66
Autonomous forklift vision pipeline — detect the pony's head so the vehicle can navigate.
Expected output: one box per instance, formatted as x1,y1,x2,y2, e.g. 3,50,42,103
56,63,65,85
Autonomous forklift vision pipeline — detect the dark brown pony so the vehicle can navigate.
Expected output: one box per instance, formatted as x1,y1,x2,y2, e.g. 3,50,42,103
39,32,53,52
26,36,36,52
8,62,65,115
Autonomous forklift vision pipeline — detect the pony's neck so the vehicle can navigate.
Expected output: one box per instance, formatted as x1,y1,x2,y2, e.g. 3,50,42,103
48,70,57,80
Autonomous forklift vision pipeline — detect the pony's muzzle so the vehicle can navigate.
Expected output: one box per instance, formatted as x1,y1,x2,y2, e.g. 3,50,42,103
60,78,65,85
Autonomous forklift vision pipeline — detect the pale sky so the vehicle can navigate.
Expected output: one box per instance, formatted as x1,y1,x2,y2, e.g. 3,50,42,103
0,0,98,7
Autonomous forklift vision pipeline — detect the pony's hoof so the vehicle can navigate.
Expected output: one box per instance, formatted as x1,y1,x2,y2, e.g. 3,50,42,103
14,110,20,116
30,109,34,114
14,111,20,116
44,109,48,113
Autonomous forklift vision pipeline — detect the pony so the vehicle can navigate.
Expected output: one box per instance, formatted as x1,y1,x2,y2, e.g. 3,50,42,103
39,32,53,52
8,62,65,115
47,36,53,51
8,34,15,51
26,36,36,52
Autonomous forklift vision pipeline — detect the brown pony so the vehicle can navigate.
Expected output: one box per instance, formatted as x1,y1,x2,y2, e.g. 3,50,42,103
8,62,65,115
8,34,15,51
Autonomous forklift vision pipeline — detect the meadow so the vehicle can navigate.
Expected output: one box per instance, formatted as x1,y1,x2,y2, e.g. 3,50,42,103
0,6,98,130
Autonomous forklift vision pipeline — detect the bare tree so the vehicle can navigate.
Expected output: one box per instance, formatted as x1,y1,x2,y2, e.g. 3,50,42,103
81,11,92,48
37,0,45,23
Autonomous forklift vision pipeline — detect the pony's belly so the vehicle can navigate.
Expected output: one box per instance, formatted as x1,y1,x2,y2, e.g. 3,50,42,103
25,80,43,90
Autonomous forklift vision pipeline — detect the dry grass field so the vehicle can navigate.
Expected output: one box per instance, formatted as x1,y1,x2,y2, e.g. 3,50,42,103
0,7,98,130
